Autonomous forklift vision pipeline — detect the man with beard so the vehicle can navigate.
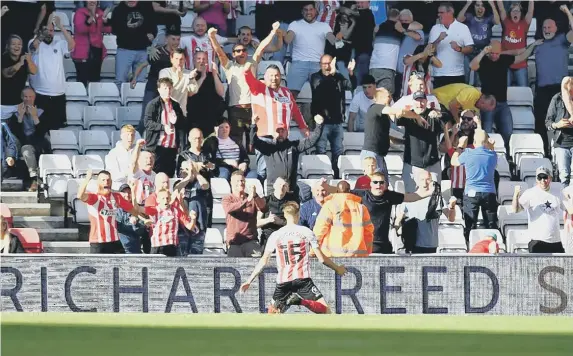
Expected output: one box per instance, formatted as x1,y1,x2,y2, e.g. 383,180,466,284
1,35,37,115
28,15,75,133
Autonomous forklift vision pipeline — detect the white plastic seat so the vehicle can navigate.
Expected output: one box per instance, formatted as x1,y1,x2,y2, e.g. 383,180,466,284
505,228,531,253
343,132,364,154
497,181,529,205
394,180,405,194
102,35,117,55
116,106,142,127
39,154,73,199
507,86,534,107
246,178,264,197
386,154,404,176
120,82,145,106
338,155,363,179
49,130,79,152
487,133,506,155
66,103,86,127
296,82,312,104
65,82,89,104
301,155,334,178
181,12,197,33
79,130,111,154
469,229,506,252
88,82,121,106
100,56,116,80
212,202,226,224
257,61,286,79
496,155,511,181
204,228,226,251
72,155,105,178
53,11,72,31
66,178,98,224
510,133,544,164
510,106,535,131
83,106,117,129
518,157,552,182
441,180,452,201
210,178,231,199
236,14,256,32
63,57,76,80
497,205,528,236
438,226,467,253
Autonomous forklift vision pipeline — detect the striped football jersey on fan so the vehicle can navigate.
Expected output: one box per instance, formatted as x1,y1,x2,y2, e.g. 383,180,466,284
85,192,134,243
145,202,191,247
131,169,156,205
318,0,339,30
159,100,177,148
180,34,228,71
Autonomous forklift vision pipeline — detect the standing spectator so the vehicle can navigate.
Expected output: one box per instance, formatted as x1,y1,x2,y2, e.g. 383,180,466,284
111,1,157,88
151,1,185,45
428,2,474,88
143,77,187,177
158,48,199,118
547,76,573,187
299,181,328,230
497,0,534,87
1,123,18,180
142,172,171,207
313,180,374,257
226,1,239,36
71,1,112,86
1,1,45,50
457,0,500,86
6,87,50,192
194,0,230,36
534,6,573,155
355,157,377,190
351,1,376,86
28,15,75,133
369,9,405,93
134,30,180,135
284,2,337,98
0,215,25,254
77,169,146,254
106,124,137,187
318,0,340,30
210,23,281,146
251,115,324,198
223,171,268,257
311,55,355,179
235,25,284,60
471,39,540,151
396,170,457,254
130,140,157,206
186,51,226,137
398,91,444,193
326,5,358,82
116,183,147,253
1,35,37,115
451,129,498,244
254,0,278,40
512,167,568,253
469,231,500,254
348,75,376,132
395,9,425,100
400,44,442,98
180,16,233,71
257,177,298,248
534,0,572,40
433,83,496,124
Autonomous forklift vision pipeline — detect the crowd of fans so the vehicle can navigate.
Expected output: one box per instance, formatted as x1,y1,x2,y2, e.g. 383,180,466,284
1,1,573,257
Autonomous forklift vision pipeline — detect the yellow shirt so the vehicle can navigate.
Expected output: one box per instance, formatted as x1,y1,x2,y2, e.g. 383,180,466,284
433,83,481,111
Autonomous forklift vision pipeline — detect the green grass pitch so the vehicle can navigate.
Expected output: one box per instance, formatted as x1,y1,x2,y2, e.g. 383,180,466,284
2,313,572,356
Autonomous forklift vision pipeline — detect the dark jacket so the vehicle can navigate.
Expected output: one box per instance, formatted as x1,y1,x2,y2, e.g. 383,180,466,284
251,123,324,196
310,71,355,125
0,233,26,253
546,92,573,147
143,96,187,153
111,1,157,50
397,109,443,168
116,209,147,238
202,135,250,173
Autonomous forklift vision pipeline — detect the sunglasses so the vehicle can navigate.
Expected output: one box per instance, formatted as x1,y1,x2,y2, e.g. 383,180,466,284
371,180,386,185
461,116,474,121
233,48,246,53
537,175,549,181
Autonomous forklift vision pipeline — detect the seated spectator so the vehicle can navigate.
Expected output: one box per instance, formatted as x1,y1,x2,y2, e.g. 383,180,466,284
257,177,297,248
1,35,37,116
194,0,230,36
143,77,187,177
116,183,148,254
158,48,199,119
313,180,374,257
547,77,573,187
71,1,111,86
145,189,197,256
6,87,50,191
130,140,157,206
469,231,499,254
401,45,441,97
512,167,568,253
1,123,17,180
393,73,440,109
299,181,328,230
222,171,268,257
106,125,137,187
432,83,496,124
355,157,378,190
203,119,257,181
0,215,25,254
394,9,425,100
348,74,376,132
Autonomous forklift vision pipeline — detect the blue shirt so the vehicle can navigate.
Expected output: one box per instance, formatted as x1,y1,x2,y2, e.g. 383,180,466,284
458,146,497,194
370,1,387,25
535,33,570,87
299,199,322,230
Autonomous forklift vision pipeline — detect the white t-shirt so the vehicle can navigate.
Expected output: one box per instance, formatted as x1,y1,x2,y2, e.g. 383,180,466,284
348,91,374,131
180,34,228,70
288,19,331,62
28,40,69,96
393,94,441,110
518,186,564,243
370,38,401,70
428,21,474,77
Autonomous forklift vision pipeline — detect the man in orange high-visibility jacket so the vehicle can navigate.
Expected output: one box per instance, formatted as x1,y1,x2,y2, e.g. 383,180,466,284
313,181,374,257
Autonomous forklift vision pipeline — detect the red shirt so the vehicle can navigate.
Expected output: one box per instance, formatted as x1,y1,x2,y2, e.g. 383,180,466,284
355,175,372,190
85,192,134,244
145,202,190,247
469,239,499,254
501,18,528,69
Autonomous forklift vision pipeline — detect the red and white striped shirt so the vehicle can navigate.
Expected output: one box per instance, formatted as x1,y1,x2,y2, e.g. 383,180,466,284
447,145,474,189
244,69,307,137
318,0,340,30
131,170,156,205
265,224,319,284
180,34,229,71
145,202,191,247
227,0,238,19
401,64,432,98
159,100,177,148
85,192,134,244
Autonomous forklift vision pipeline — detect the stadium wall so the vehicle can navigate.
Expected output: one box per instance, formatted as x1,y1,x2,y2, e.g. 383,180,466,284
1,255,572,315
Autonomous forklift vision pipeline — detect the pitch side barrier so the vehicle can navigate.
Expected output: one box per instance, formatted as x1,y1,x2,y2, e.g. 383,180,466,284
1,254,572,315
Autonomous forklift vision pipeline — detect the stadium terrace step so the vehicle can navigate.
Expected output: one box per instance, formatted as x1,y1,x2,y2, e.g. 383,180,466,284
36,228,79,241
1,179,23,192
1,191,38,204
5,203,51,217
43,241,90,254
13,216,66,229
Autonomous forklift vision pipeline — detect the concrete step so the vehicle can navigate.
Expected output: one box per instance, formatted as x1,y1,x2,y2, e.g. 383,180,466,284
5,203,51,217
43,241,90,254
1,191,38,204
1,179,23,192
36,228,79,241
13,216,66,229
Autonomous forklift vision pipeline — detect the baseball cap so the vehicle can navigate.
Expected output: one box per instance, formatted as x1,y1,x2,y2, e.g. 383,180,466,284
118,183,131,192
412,91,427,100
275,123,286,132
486,232,498,241
535,167,552,177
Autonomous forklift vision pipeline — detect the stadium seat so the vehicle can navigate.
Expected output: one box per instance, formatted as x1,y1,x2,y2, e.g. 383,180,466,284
210,178,231,199
386,154,404,176
121,82,145,106
394,180,405,194
505,228,530,253
342,132,364,154
497,205,528,236
79,130,111,154
49,130,80,152
63,57,76,80
72,155,105,178
100,56,116,80
66,178,98,224
212,202,225,224
437,226,467,253
510,106,535,132
510,133,544,165
439,205,464,227
204,228,226,251
66,103,86,127
496,155,512,181
469,229,506,252
507,86,534,107
299,179,321,188
9,228,43,253
301,155,334,178
487,133,506,155
1,203,13,228
246,178,264,197
116,106,142,127
88,82,122,106
53,11,72,32
519,157,552,185
296,82,312,104
83,106,118,129
338,155,362,179
102,35,117,55
257,61,286,79
65,82,89,104
39,154,74,199
497,181,529,205
236,14,256,32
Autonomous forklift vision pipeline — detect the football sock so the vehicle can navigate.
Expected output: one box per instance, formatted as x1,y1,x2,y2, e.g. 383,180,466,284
301,299,328,314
